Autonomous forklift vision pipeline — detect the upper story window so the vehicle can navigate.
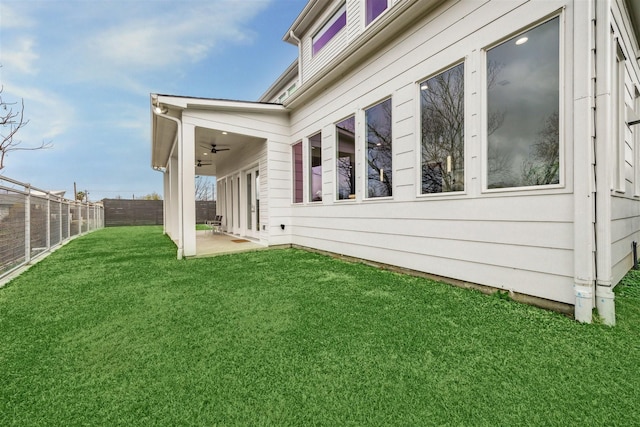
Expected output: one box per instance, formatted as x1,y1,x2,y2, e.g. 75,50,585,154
366,0,389,26
486,16,560,189
312,3,347,56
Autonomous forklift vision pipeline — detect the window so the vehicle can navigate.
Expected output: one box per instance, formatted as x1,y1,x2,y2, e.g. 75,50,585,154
366,98,393,198
634,87,640,196
420,62,465,193
292,141,303,203
336,116,356,200
309,132,322,201
312,3,347,56
613,39,626,192
486,17,560,189
366,0,388,26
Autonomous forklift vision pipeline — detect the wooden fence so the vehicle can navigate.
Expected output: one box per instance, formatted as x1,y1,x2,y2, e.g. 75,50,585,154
103,199,216,227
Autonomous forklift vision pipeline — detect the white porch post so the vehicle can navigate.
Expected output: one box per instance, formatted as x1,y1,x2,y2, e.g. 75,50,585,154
179,122,197,257
162,169,170,235
168,153,180,244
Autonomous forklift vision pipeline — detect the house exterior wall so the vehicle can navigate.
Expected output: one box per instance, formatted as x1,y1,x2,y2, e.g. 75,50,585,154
302,1,351,84
287,0,580,304
610,0,640,286
182,108,291,245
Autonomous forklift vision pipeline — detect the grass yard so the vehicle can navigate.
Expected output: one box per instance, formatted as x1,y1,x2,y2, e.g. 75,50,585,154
1,226,639,426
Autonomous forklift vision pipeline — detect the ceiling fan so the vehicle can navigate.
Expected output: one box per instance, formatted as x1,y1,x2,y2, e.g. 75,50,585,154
196,159,212,167
200,143,230,154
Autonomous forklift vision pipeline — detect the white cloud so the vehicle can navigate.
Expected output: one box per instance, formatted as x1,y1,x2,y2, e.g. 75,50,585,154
0,2,36,29
84,0,269,74
2,83,75,144
2,37,39,75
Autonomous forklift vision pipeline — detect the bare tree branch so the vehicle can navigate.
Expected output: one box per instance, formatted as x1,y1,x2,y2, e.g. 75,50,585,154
0,85,52,170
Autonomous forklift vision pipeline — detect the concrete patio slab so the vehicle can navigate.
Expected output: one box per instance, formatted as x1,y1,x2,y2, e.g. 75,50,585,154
194,230,265,257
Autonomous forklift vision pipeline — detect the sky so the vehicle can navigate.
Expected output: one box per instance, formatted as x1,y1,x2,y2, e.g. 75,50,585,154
0,0,307,201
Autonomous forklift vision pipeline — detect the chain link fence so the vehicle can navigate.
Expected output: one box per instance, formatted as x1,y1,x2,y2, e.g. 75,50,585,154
0,175,104,281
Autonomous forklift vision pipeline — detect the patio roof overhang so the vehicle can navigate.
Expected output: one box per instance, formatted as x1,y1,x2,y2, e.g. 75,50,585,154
150,94,288,176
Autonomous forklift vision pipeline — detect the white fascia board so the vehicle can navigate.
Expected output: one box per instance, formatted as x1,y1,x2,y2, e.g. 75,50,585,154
155,94,288,114
186,99,289,114
283,0,324,44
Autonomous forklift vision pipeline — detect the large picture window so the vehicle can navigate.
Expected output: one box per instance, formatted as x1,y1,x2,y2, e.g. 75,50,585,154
486,17,560,189
312,4,347,56
420,62,465,193
366,98,393,198
336,117,356,200
292,141,303,203
309,132,322,201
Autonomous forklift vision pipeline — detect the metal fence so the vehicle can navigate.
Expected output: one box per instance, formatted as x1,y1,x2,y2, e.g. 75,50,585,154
0,174,104,281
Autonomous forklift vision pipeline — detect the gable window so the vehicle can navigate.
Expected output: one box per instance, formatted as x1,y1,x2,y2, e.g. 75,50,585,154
366,0,389,26
486,17,560,189
312,3,347,56
420,62,465,194
292,141,303,203
309,132,322,201
336,116,356,200
366,98,393,198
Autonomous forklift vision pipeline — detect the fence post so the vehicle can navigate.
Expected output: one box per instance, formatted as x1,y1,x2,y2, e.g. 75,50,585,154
46,192,51,251
77,201,82,235
59,197,63,243
25,184,31,264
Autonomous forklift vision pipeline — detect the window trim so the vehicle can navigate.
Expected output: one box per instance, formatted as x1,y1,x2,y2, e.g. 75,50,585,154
292,141,304,204
312,3,347,56
363,96,394,200
416,60,467,198
335,115,357,202
481,12,565,194
365,0,392,27
613,37,626,193
308,131,323,203
634,85,640,197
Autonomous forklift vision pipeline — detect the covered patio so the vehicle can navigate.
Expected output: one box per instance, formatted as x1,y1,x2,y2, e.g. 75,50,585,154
150,94,290,258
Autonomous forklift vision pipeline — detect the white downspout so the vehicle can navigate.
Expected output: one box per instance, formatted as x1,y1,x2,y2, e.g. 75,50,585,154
573,0,597,323
594,0,616,325
153,108,184,259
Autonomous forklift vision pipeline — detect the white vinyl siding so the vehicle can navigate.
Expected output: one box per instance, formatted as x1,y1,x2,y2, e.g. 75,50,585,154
303,2,351,83
288,0,576,304
610,2,640,287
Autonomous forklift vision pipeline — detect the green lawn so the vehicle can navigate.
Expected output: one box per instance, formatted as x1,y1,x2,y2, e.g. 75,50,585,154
1,226,639,426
